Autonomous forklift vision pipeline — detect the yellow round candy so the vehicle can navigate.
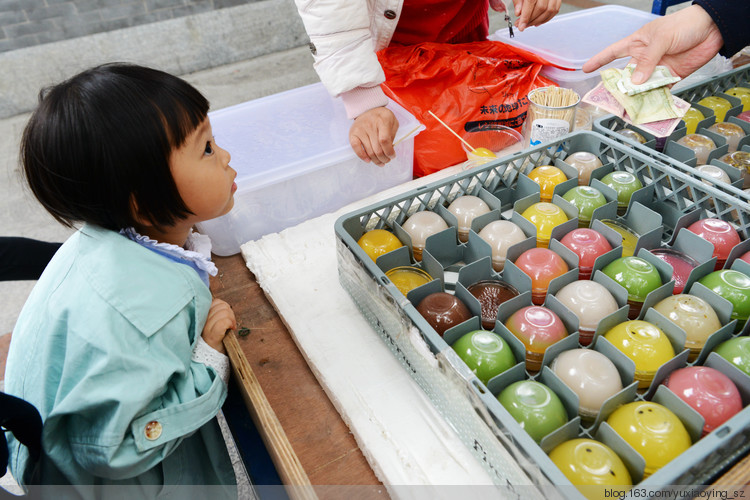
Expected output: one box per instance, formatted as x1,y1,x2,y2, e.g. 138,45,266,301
385,266,432,296
607,401,692,478
698,96,732,122
549,438,632,499
472,147,497,158
357,229,403,261
521,202,569,248
604,320,675,388
527,165,568,202
725,87,750,112
682,107,704,135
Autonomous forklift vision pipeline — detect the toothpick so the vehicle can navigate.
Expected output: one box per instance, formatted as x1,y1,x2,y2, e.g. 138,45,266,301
427,110,477,151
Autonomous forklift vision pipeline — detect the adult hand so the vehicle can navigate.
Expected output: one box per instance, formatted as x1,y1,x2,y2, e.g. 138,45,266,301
494,0,561,31
349,106,399,166
582,5,724,84
201,298,236,354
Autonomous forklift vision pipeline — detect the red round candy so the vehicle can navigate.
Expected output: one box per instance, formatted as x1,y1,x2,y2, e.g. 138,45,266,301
560,229,613,279
686,219,741,269
515,248,569,305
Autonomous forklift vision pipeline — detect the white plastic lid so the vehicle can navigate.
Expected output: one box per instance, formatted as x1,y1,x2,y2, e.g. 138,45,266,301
490,5,658,70
207,82,421,191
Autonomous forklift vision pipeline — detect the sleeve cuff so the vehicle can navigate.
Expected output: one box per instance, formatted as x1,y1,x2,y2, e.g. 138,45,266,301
192,336,230,386
340,86,390,119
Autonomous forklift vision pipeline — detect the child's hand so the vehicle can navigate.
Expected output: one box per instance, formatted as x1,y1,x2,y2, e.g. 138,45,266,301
201,298,236,354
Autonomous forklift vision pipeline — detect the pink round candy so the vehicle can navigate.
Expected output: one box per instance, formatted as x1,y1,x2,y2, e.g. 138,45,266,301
649,248,699,294
686,218,742,270
560,229,613,279
738,110,750,123
515,248,570,305
740,251,750,265
505,305,568,371
665,366,743,435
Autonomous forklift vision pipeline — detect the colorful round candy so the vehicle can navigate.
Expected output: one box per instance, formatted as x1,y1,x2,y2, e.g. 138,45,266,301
357,229,403,261
675,133,716,164
713,336,750,377
560,228,613,280
565,151,603,185
562,186,608,227
515,247,570,305
551,349,623,420
521,202,569,248
498,380,568,442
599,219,640,258
452,330,516,384
616,128,647,144
725,87,750,111
606,401,691,478
602,256,662,319
697,96,732,122
665,366,743,435
505,306,568,371
698,270,750,328
385,266,432,296
416,292,472,336
478,220,527,271
447,195,491,243
528,165,568,203
604,320,675,388
648,248,698,294
708,122,745,152
549,439,632,497
687,218,741,270
599,171,643,215
555,280,619,346
402,211,448,261
682,107,705,135
653,294,721,361
467,280,520,330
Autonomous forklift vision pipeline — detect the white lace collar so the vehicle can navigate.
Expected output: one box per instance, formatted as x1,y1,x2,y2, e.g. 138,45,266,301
120,227,218,277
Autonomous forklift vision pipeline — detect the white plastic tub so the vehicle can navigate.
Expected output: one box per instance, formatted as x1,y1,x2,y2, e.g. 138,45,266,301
491,5,658,97
197,83,421,256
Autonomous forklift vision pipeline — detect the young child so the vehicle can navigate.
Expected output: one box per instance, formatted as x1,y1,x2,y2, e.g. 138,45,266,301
5,63,239,498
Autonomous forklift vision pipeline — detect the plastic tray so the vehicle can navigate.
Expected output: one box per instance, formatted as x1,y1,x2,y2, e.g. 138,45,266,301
334,130,750,498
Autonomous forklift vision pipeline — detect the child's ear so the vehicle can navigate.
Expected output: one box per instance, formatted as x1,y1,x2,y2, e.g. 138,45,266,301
129,195,154,228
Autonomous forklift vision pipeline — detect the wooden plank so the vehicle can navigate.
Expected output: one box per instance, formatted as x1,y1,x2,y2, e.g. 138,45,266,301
210,254,383,490
224,332,315,500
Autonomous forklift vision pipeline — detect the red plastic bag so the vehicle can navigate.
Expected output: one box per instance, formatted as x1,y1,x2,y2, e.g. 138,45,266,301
378,41,556,177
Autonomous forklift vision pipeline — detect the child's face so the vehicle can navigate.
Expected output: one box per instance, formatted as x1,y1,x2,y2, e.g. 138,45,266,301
170,118,237,224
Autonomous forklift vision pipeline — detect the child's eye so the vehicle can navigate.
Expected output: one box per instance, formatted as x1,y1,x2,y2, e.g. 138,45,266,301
204,141,214,155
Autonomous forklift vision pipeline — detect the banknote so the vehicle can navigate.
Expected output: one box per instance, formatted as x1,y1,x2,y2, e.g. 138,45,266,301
583,82,691,138
601,68,685,124
616,65,681,96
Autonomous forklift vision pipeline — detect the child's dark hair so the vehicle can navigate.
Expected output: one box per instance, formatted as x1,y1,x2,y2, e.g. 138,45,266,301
21,63,210,231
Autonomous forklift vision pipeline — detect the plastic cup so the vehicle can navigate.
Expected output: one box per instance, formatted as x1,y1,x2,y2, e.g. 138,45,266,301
725,87,750,111
602,256,663,319
696,164,731,186
528,165,568,202
460,124,523,169
686,218,741,270
447,195,491,242
698,269,750,330
653,294,721,361
713,336,750,376
505,305,568,371
386,266,432,296
682,107,705,135
478,220,527,271
606,401,691,478
402,211,449,261
665,366,742,436
604,320,675,389
498,380,568,443
555,280,619,346
649,248,699,294
564,151,602,186
676,133,716,164
616,128,647,144
452,330,516,384
559,228,613,280
515,248,570,305
599,219,640,258
416,292,473,336
357,229,403,261
520,202,569,248
708,122,745,152
562,186,607,227
551,349,623,421
698,96,732,122
467,280,520,330
718,151,750,188
523,87,580,148
549,439,631,496
599,171,643,215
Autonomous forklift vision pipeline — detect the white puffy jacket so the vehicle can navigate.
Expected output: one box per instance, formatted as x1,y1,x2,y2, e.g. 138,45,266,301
293,0,403,118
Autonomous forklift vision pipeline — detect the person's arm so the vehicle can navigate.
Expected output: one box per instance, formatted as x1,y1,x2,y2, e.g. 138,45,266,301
581,4,726,84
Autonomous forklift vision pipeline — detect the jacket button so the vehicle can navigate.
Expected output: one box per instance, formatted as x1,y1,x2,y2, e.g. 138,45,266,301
384,9,396,19
144,420,162,440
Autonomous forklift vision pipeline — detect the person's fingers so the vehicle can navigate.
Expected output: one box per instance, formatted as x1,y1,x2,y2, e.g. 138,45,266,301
349,133,371,163
524,0,559,27
582,38,631,73
489,0,507,13
514,0,523,18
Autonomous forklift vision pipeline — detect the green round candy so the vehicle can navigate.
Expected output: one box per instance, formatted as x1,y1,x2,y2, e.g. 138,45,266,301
452,330,516,384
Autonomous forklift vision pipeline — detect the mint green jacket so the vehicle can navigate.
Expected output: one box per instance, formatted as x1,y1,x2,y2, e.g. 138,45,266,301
5,225,236,498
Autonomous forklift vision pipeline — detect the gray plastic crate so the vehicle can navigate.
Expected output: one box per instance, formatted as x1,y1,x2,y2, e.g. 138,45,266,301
593,64,750,203
335,130,750,498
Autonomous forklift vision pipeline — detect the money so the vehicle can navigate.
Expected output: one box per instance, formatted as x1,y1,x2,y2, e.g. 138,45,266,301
582,82,691,138
616,64,681,96
600,68,685,125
